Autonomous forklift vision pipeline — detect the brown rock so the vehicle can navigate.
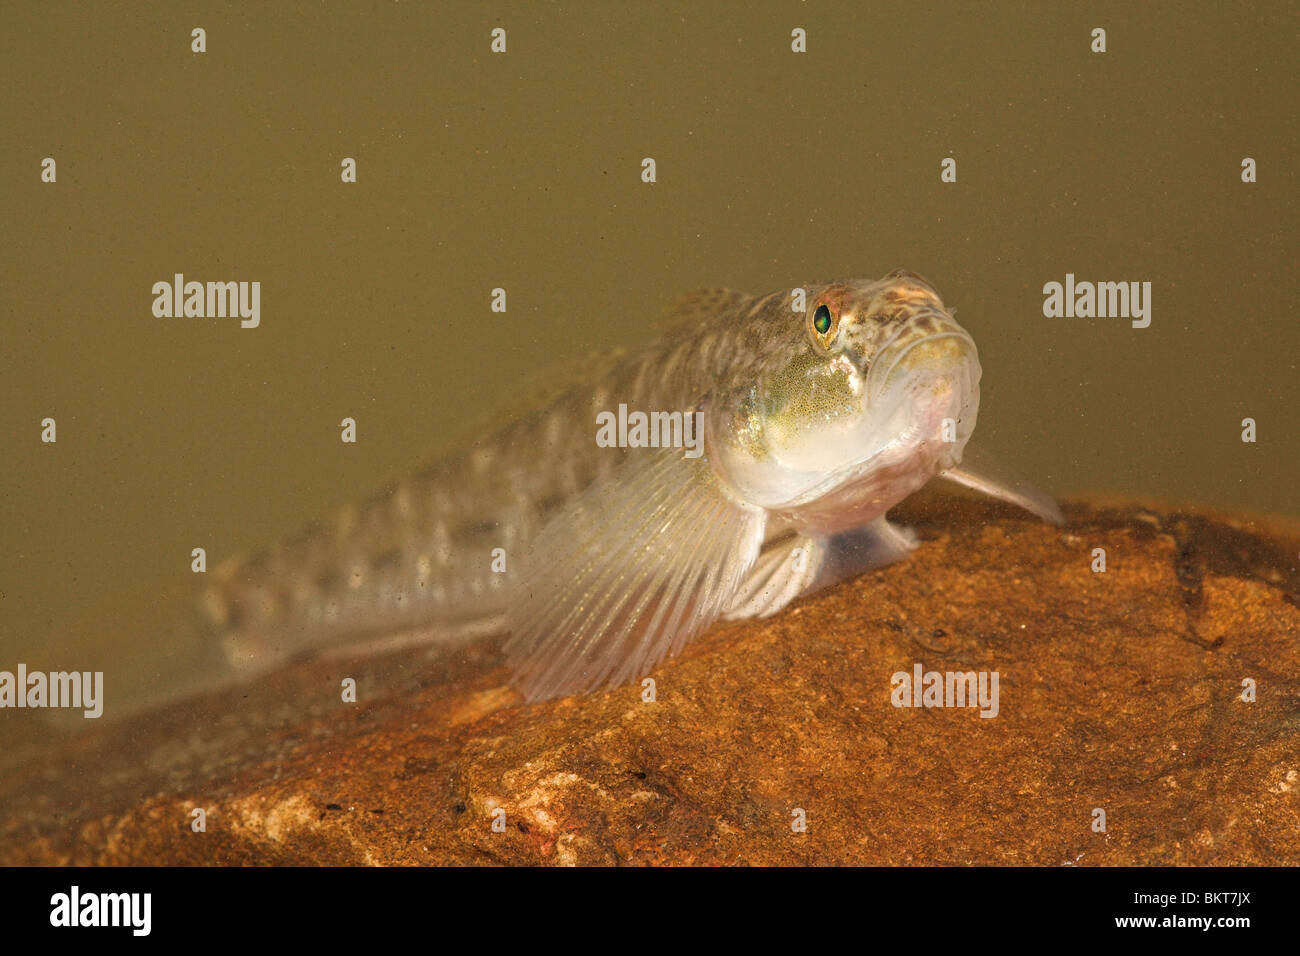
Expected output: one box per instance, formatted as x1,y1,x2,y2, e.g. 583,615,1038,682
1,497,1297,865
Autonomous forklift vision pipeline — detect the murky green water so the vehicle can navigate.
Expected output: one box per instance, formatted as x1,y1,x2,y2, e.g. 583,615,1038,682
1,2,1295,713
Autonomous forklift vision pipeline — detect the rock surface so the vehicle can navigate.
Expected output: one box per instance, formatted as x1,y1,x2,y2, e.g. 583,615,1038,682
1,497,1297,865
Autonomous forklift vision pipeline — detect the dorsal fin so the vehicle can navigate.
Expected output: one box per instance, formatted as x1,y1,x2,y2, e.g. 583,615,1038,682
656,287,757,333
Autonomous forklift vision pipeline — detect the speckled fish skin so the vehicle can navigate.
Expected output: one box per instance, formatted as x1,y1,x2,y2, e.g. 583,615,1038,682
205,270,1054,698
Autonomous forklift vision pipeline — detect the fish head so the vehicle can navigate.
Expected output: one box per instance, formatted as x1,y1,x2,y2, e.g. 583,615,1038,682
708,270,981,530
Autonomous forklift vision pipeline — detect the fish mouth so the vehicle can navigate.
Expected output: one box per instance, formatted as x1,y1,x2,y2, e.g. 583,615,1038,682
867,327,980,402
871,329,980,463
773,329,981,520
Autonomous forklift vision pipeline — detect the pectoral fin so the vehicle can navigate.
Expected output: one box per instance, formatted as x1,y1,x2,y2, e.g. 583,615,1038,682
504,449,766,701
937,443,1063,525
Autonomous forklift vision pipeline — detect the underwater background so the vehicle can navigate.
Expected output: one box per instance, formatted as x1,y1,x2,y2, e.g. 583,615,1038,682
1,1,1295,712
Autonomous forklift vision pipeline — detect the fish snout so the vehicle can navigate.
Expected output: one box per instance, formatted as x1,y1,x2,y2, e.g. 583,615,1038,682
867,327,979,398
866,329,981,463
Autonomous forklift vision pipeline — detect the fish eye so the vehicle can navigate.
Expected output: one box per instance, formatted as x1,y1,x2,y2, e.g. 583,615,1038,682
812,304,833,336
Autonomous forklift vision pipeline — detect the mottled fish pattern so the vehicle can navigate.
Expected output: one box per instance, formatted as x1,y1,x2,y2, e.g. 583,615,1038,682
203,271,1061,700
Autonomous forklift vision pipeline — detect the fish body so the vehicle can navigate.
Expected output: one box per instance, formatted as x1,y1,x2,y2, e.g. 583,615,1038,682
206,271,1060,700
